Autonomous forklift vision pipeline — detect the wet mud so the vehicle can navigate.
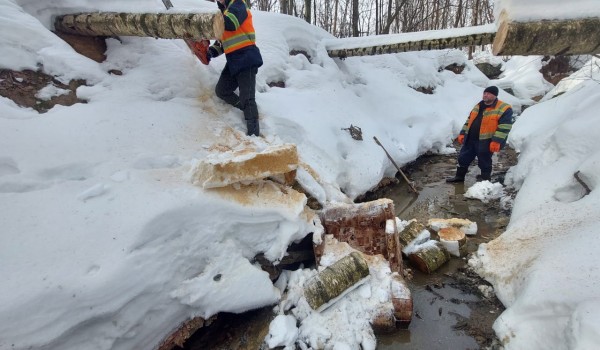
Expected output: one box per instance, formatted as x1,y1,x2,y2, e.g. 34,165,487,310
184,145,518,350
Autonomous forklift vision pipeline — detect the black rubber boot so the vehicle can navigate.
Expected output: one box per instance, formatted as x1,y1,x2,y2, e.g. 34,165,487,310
446,166,468,183
246,119,259,136
476,172,491,182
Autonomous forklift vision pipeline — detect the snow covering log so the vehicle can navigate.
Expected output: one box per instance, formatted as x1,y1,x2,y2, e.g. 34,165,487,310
391,273,412,327
371,309,397,334
398,220,430,251
408,241,450,274
190,143,298,189
54,12,224,40
327,27,495,58
438,227,466,257
493,12,600,55
304,252,370,311
427,217,477,236
317,199,403,273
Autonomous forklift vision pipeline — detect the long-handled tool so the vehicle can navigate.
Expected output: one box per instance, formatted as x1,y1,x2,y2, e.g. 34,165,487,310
373,136,418,194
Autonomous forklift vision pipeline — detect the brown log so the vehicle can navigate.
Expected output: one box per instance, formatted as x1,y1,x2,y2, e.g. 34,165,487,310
493,13,600,55
158,315,216,350
438,227,466,257
408,241,449,274
398,220,430,250
317,199,403,273
54,12,224,40
304,251,370,311
371,309,397,334
390,273,412,327
327,30,495,58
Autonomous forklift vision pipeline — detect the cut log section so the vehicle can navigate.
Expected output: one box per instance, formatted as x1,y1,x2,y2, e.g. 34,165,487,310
438,227,466,257
408,241,450,274
190,143,299,189
398,220,430,255
54,12,224,40
303,251,370,311
427,217,477,236
317,199,402,273
390,273,412,327
493,12,600,55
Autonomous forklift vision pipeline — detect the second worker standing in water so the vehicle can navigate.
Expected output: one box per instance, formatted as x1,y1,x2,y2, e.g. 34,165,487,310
446,86,513,183
206,0,263,136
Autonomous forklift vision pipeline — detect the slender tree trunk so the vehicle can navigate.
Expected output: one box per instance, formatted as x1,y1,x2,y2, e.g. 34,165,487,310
352,0,359,36
304,0,311,23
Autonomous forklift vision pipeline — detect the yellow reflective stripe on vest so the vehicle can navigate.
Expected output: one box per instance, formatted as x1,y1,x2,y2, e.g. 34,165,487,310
221,5,256,54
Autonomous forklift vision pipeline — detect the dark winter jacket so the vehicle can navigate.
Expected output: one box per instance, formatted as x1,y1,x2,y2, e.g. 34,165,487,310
210,0,262,76
460,98,513,150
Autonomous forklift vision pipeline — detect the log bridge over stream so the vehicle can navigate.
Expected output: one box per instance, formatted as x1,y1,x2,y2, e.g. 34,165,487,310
53,10,600,60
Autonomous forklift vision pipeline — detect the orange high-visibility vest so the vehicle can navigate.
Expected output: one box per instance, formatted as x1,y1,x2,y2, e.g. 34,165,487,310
462,100,511,141
221,1,257,54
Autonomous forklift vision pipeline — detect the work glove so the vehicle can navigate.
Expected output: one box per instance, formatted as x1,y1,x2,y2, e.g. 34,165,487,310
208,47,219,61
489,141,501,153
457,134,464,145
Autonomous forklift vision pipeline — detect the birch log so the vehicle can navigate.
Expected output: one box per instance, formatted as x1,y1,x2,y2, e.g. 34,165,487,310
493,13,600,55
327,32,495,58
408,241,449,274
304,251,370,311
54,12,224,40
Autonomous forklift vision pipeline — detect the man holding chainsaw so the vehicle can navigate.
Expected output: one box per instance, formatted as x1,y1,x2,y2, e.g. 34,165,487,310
202,0,263,137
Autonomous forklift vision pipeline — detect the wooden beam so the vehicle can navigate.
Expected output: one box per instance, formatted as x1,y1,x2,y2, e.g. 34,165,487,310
54,12,224,40
493,16,600,55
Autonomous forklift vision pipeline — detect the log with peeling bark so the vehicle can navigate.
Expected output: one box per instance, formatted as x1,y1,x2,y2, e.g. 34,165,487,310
326,25,495,58
493,12,600,55
398,220,430,253
408,241,450,274
54,12,224,40
304,251,370,311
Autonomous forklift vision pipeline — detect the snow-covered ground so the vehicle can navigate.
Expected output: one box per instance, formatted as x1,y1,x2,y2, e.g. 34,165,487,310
1,0,600,349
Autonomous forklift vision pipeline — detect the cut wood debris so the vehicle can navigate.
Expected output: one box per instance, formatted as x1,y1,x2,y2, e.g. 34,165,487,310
427,217,478,236
190,143,298,189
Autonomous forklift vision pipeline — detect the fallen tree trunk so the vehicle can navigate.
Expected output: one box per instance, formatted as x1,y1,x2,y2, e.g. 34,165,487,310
493,14,600,55
326,25,495,58
304,251,370,311
54,12,224,40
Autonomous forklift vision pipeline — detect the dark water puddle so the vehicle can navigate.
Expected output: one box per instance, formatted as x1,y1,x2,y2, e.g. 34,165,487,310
367,150,516,349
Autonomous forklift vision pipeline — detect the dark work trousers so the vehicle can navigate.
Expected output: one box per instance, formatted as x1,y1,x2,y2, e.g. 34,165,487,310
215,65,259,123
457,138,493,174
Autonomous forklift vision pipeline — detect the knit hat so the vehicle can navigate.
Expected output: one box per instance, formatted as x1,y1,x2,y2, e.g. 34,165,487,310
484,86,499,96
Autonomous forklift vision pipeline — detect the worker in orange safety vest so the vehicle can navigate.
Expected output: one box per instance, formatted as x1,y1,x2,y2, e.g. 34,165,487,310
205,0,263,136
446,86,513,183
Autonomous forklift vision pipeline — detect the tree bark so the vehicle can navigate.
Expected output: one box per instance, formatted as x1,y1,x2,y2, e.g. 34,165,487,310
398,220,429,249
54,12,224,40
317,199,403,274
328,30,495,58
493,14,600,55
303,251,370,311
408,241,449,274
